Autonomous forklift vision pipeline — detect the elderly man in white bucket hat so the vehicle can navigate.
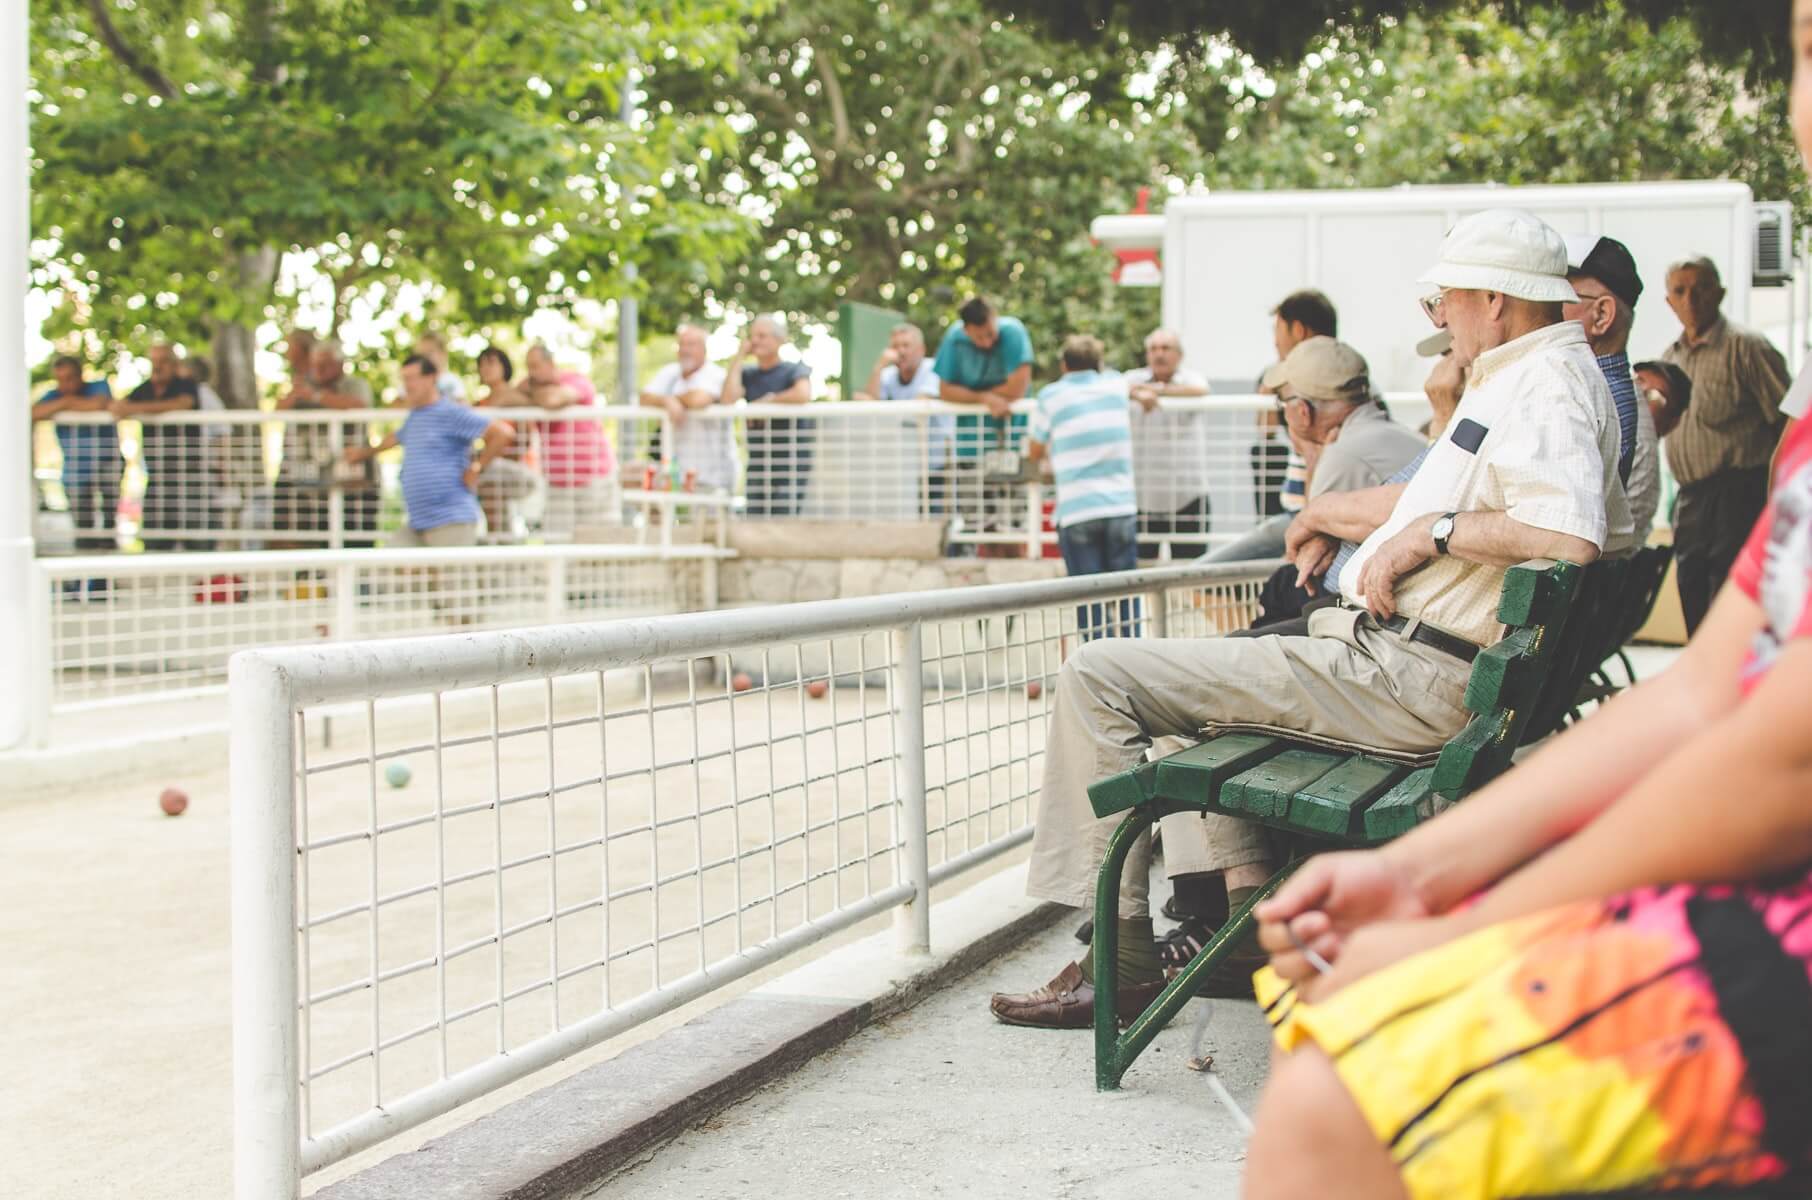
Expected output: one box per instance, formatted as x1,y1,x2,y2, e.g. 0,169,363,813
989,208,1635,1027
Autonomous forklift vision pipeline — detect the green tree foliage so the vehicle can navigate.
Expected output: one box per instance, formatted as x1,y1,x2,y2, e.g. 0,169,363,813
647,0,1189,375
1200,6,1810,221
32,0,758,400
1014,0,1789,83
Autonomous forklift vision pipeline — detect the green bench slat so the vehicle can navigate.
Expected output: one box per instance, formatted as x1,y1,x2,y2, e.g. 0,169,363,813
1087,760,1160,819
1151,734,1285,811
1497,559,1578,627
1221,748,1346,820
1431,710,1513,798
1462,627,1543,714
1362,767,1445,841
1287,756,1409,837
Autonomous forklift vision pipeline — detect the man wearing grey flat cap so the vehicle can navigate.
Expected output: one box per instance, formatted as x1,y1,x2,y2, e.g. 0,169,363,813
989,210,1634,1024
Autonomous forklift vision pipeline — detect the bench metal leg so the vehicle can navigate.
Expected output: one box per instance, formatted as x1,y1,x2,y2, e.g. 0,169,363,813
1094,836,1301,1091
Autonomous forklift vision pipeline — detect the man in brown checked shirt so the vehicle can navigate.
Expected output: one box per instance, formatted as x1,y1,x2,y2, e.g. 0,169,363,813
1659,255,1792,633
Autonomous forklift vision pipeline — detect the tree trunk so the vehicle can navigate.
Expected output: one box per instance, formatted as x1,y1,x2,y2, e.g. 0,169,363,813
208,246,279,409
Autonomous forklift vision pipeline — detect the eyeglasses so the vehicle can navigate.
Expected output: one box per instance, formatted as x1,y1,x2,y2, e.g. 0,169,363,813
1418,291,1447,325
1274,393,1309,415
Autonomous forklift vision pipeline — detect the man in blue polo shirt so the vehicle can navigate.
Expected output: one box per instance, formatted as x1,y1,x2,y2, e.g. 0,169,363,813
1027,334,1136,638
33,354,118,550
343,355,515,546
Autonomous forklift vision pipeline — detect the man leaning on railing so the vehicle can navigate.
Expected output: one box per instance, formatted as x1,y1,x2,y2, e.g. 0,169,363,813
33,353,119,551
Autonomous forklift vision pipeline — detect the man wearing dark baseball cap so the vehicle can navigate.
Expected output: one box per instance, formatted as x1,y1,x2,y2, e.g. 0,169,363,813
1563,234,1660,541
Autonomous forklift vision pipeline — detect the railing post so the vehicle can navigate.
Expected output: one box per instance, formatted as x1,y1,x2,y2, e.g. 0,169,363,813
547,555,568,624
231,655,301,1200
1024,481,1043,559
327,418,345,551
891,623,931,955
334,561,358,641
1146,587,1169,639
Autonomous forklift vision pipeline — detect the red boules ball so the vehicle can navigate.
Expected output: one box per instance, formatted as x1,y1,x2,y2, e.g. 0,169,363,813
1026,680,1043,700
732,672,754,693
807,679,828,699
160,787,189,817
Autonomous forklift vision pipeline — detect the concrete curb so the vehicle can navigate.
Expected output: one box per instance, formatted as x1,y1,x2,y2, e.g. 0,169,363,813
315,866,1064,1200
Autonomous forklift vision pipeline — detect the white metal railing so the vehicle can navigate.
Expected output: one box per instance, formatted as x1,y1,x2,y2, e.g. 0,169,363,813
35,543,726,726
229,560,1271,1197
36,394,1433,555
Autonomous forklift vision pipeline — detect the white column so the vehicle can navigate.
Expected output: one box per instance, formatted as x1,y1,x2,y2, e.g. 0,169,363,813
614,71,638,408
0,0,35,749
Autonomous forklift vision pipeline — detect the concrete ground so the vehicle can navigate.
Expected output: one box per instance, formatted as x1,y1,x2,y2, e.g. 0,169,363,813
595,911,1265,1200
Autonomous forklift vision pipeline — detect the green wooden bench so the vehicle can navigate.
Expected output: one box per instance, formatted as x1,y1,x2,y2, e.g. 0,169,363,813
1085,558,1592,1091
1563,544,1675,722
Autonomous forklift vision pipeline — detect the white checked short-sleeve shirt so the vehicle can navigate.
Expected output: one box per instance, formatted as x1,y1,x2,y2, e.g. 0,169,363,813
1342,321,1634,647
647,360,734,490
1124,366,1212,512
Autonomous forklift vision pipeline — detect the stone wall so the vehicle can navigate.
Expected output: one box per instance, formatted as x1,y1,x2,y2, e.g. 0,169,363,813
718,554,1063,607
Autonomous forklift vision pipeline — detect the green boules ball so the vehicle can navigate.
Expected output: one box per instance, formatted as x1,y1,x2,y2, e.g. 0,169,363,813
384,760,413,789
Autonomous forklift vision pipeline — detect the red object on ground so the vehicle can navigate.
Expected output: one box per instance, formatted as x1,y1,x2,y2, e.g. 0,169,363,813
193,574,247,604
731,672,754,693
1040,500,1062,560
1026,680,1044,700
807,679,828,699
159,787,189,817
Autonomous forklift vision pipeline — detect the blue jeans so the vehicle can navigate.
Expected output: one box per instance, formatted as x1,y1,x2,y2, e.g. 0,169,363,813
1058,514,1139,640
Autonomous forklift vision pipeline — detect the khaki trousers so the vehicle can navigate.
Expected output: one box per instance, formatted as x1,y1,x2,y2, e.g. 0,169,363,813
1026,606,1475,919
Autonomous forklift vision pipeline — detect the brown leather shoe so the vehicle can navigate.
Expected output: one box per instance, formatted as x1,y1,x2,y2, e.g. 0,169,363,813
989,962,1166,1029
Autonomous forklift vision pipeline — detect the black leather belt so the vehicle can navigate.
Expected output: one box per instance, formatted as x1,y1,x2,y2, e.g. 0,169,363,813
1364,612,1481,664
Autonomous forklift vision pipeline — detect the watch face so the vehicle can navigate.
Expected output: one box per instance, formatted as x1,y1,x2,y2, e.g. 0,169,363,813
1433,516,1455,541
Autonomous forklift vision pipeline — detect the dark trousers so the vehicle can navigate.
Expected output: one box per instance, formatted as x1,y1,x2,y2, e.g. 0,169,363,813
1673,465,1770,635
1059,513,1139,640
66,475,120,551
1137,495,1213,559
1249,440,1289,518
746,419,814,517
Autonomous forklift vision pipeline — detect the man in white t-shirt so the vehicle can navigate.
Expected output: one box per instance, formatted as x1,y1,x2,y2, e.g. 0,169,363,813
639,324,735,492
858,322,951,512
1124,326,1211,558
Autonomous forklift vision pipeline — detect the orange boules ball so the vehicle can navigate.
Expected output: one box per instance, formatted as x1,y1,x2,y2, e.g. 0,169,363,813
732,672,754,693
159,787,189,817
807,679,828,699
1026,680,1043,700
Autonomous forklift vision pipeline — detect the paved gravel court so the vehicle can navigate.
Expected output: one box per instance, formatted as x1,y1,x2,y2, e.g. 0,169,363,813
596,907,1262,1200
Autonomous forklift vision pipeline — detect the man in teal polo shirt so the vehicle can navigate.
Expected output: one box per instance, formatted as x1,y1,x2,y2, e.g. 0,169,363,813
934,297,1034,547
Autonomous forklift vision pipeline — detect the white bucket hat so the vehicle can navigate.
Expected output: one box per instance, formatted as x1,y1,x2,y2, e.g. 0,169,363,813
1418,208,1579,304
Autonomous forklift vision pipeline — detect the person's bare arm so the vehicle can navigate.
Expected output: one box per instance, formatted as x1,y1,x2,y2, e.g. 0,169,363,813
1290,483,1406,547
1356,509,1600,620
721,358,747,405
1154,376,1209,398
343,430,399,462
31,395,68,420
111,394,197,418
937,379,993,406
529,381,578,411
1025,439,1047,466
863,351,896,403
676,387,721,410
762,377,812,405
462,421,516,490
1259,583,1762,983
995,363,1032,402
314,387,369,411
1452,614,1808,928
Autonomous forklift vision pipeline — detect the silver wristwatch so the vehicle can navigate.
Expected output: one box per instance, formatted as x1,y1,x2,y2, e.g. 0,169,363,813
1431,512,1458,556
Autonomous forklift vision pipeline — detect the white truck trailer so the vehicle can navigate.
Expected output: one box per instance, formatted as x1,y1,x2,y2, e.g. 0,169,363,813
1091,180,1795,394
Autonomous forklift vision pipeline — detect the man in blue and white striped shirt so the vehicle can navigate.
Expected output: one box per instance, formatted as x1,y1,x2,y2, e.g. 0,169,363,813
1028,335,1136,636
